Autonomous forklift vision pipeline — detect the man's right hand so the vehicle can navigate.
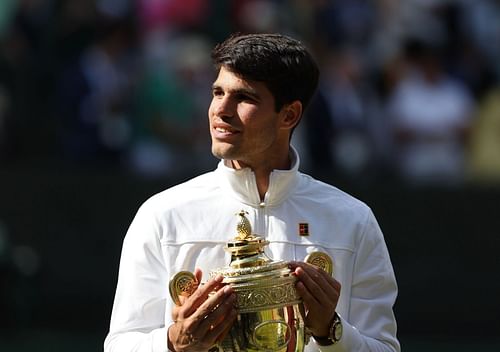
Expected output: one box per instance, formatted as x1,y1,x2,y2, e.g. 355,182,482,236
168,268,237,351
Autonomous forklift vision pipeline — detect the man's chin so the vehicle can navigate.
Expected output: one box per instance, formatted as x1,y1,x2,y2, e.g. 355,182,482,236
211,145,238,160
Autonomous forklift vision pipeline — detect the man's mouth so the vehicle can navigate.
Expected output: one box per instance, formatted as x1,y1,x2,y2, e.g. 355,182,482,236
213,125,240,135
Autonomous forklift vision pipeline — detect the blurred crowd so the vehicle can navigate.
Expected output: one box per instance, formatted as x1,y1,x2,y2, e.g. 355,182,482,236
1,0,500,187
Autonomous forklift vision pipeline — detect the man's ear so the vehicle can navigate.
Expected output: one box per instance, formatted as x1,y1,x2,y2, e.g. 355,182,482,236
281,101,303,130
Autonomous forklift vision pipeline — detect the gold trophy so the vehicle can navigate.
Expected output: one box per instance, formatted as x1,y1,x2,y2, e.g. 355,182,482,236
169,211,333,351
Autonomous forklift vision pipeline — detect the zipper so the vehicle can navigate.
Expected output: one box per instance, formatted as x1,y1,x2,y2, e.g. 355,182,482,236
257,184,273,237
256,200,268,237
247,170,272,237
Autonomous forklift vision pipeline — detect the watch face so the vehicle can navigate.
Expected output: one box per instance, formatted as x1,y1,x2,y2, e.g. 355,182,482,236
334,322,343,341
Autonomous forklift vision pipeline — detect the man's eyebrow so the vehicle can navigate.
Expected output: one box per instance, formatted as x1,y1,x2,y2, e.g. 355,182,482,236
234,88,261,100
212,84,261,100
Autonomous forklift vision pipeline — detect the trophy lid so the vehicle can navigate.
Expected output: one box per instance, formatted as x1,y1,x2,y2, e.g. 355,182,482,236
210,210,293,286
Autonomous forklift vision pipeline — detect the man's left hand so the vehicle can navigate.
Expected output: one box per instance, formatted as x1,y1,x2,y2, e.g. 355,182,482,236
288,261,341,337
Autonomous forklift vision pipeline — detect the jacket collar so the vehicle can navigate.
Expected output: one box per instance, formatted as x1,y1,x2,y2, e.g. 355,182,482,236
216,146,301,207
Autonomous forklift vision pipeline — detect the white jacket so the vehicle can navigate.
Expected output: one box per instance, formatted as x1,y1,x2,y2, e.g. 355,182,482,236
104,149,400,352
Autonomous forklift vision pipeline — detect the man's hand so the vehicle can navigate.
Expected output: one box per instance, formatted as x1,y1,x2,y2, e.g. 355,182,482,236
168,268,237,351
288,261,341,337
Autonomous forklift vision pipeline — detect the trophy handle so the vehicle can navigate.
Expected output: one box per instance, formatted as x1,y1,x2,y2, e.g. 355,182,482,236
169,271,198,305
304,252,334,276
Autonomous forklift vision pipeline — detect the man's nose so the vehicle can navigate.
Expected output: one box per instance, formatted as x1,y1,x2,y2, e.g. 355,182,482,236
214,96,234,118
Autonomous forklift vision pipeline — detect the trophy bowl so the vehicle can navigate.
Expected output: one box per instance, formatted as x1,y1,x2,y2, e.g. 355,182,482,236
169,211,333,352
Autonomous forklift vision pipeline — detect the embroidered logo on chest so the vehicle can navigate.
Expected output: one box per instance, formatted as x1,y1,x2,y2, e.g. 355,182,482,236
298,223,309,236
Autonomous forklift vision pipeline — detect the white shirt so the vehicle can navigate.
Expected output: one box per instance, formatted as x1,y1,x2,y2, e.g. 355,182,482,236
104,149,400,352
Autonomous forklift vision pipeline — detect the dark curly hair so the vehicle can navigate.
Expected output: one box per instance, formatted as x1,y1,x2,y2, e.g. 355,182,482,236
211,33,319,113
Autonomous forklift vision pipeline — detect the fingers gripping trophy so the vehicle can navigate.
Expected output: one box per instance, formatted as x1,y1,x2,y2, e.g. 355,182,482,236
169,211,333,352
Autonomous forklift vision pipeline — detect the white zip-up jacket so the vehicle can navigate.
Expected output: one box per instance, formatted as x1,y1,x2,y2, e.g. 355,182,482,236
104,149,400,352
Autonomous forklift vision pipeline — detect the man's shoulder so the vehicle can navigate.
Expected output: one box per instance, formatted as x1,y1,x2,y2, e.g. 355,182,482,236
141,170,219,210
297,172,370,212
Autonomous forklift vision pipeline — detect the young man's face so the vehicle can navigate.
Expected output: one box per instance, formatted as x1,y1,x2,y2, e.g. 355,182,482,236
208,66,291,169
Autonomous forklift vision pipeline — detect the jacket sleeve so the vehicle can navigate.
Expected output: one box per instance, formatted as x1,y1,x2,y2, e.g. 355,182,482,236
104,200,170,352
316,209,400,352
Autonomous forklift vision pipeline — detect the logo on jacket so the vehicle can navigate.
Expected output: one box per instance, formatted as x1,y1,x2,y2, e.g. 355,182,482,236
298,223,309,236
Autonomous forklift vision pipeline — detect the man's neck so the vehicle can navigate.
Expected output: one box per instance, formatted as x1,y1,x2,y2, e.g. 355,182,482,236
229,153,291,201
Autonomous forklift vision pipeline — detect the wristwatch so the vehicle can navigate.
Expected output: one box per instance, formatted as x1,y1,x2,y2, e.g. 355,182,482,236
313,313,343,346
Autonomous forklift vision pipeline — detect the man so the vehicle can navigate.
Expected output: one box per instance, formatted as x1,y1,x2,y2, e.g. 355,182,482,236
104,33,399,352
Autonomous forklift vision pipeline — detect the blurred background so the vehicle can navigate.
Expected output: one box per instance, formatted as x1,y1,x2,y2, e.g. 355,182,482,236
0,0,499,351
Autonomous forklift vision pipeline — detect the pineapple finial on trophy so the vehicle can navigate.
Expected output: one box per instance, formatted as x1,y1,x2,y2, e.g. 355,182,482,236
235,210,252,240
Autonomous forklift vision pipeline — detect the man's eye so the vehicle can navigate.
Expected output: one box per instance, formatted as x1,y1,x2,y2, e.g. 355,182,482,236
236,94,254,102
212,90,223,97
